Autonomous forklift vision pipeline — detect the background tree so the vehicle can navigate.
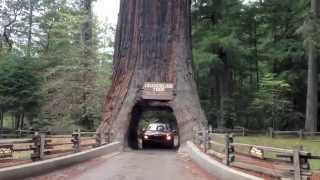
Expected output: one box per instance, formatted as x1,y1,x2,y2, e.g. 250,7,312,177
192,0,312,130
0,0,113,131
0,54,41,129
302,0,320,132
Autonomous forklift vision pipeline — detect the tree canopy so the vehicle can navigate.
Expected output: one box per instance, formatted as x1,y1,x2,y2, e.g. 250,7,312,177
192,0,318,131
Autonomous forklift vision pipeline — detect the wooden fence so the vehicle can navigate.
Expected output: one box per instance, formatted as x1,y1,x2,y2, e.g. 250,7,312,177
268,128,320,139
0,130,113,165
0,129,74,138
209,127,320,140
193,128,320,180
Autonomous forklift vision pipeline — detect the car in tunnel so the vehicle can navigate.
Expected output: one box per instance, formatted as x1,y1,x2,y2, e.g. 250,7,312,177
141,123,177,148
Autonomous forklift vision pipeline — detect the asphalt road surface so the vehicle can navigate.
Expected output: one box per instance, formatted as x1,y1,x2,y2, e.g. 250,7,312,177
29,149,216,180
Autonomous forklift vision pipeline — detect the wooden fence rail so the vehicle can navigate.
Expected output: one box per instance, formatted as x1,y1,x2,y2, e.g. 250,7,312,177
0,129,112,164
268,128,320,139
193,128,320,180
207,127,320,140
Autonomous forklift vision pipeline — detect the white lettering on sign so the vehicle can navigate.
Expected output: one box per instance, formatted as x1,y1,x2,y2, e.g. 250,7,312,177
143,82,174,92
0,148,12,157
249,147,264,159
142,82,175,100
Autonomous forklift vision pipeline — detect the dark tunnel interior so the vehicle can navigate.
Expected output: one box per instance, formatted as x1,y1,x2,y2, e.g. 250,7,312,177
127,105,179,150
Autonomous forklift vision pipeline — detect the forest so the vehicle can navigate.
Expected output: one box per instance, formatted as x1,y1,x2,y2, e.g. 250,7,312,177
0,0,319,132
0,0,114,131
192,0,319,131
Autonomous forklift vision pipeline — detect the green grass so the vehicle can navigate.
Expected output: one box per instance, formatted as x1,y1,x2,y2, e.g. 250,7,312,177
3,113,13,128
235,136,320,170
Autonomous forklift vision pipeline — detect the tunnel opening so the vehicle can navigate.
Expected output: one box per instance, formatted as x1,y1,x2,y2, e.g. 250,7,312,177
127,104,179,150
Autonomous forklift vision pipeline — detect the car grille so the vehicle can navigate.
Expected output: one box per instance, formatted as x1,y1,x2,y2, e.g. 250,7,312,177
149,135,164,141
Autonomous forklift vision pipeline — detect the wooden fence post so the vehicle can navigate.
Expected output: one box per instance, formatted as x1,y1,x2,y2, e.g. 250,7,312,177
208,132,212,150
72,129,81,152
229,134,235,163
40,134,45,160
31,132,45,161
104,131,110,144
31,132,39,161
224,133,230,166
224,133,235,166
269,127,274,138
293,149,301,180
299,129,303,140
95,133,101,147
17,129,22,138
194,127,199,145
209,125,212,133
203,127,208,153
297,146,310,175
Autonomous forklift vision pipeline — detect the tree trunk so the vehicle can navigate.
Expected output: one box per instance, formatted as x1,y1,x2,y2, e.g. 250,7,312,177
305,0,319,132
0,111,3,129
98,0,206,145
253,20,259,88
80,0,94,129
27,0,33,57
217,47,232,128
81,0,93,49
20,113,24,130
218,74,225,128
15,113,20,129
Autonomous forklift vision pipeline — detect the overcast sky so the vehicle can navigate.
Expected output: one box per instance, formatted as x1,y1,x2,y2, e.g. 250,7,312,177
93,0,255,26
93,0,120,26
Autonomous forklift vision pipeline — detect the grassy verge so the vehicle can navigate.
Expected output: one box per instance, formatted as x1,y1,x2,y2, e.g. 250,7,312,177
235,136,320,170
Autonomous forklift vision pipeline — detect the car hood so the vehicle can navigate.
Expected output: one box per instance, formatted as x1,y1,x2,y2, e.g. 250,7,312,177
144,131,167,136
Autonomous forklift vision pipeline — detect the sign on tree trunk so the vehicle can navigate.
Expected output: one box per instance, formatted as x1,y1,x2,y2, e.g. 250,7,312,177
142,82,174,101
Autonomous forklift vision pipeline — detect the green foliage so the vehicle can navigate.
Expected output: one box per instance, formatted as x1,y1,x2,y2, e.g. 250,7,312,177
297,13,320,49
0,54,42,114
36,5,113,131
248,74,293,129
192,0,309,130
0,0,114,131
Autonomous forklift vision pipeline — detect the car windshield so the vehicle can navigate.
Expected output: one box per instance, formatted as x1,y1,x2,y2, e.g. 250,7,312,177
147,124,166,131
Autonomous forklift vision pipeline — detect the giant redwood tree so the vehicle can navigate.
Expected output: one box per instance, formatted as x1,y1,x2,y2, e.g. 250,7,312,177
98,0,206,146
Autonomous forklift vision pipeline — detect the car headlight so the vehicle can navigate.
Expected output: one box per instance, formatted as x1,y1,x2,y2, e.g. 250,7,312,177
144,135,149,139
166,135,172,141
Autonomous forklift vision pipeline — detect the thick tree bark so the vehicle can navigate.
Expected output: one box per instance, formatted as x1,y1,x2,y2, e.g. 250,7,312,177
305,0,319,132
98,0,206,145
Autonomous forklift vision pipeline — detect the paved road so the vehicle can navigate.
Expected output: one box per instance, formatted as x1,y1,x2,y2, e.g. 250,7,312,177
29,149,216,180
